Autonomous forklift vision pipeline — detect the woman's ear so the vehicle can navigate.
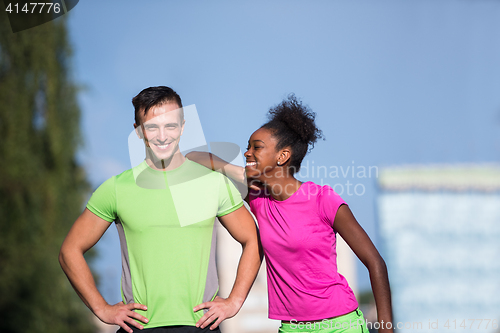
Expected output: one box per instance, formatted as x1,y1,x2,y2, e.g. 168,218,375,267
278,148,291,165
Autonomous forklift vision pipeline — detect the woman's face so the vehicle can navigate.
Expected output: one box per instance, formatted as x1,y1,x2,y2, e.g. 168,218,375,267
244,128,281,182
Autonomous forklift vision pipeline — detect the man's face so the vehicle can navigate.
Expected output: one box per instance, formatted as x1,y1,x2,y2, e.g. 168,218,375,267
136,102,185,162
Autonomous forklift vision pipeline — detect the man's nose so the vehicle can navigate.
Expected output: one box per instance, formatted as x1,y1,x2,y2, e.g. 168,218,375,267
157,128,169,142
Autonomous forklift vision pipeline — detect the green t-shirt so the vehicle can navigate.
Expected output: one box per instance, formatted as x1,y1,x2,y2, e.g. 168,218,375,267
86,159,243,328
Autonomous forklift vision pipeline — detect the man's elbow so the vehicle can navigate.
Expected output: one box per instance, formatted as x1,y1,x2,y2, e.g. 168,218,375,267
240,230,259,249
59,242,77,271
59,245,68,270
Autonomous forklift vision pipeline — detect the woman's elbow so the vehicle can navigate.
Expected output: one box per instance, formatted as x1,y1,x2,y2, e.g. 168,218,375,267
365,254,388,275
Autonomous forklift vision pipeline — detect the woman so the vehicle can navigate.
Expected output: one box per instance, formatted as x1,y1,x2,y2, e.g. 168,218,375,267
188,95,393,333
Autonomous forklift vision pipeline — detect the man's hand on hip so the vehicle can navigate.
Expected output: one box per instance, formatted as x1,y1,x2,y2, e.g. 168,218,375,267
96,301,149,333
193,296,241,330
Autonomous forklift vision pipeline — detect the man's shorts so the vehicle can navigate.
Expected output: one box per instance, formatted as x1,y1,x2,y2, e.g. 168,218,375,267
278,308,368,333
117,325,222,333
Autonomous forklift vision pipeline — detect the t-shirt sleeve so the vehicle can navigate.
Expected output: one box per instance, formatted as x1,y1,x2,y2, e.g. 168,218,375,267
217,174,244,217
86,176,117,223
318,185,347,228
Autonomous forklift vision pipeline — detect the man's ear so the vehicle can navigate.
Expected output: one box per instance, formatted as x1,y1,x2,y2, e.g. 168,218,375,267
134,123,144,139
180,119,186,136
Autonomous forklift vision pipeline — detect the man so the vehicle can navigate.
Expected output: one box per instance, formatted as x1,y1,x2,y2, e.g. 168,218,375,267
59,86,261,333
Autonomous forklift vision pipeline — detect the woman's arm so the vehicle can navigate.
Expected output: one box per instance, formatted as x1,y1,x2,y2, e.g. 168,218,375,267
186,152,265,203
186,151,245,184
333,205,394,333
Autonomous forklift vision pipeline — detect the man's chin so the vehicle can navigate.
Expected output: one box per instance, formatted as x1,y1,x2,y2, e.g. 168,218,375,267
150,154,174,163
146,148,173,162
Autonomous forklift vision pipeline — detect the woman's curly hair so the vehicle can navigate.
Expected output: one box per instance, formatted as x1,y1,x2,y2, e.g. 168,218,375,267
261,94,324,174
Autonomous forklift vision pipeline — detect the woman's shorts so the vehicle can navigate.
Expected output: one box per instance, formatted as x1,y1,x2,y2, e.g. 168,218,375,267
278,308,368,333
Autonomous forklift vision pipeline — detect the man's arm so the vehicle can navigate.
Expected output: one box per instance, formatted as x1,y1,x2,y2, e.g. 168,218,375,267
59,208,148,333
193,205,262,330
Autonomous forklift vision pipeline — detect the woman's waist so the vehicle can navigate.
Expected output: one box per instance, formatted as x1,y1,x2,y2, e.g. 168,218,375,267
281,308,362,324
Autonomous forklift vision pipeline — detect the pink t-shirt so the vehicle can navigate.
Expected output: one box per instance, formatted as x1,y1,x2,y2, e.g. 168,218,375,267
249,181,358,321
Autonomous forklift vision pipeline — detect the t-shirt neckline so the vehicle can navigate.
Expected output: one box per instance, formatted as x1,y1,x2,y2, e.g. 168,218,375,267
270,181,311,203
141,158,189,174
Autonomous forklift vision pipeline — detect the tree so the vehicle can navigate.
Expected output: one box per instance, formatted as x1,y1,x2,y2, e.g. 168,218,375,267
0,10,95,333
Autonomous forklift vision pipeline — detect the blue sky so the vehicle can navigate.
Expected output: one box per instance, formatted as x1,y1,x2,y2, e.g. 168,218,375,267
65,0,500,301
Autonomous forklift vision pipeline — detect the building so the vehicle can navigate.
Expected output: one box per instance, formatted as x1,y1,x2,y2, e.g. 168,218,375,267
377,165,500,333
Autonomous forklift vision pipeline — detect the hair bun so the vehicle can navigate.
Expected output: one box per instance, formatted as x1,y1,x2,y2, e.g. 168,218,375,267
261,94,324,174
267,94,323,147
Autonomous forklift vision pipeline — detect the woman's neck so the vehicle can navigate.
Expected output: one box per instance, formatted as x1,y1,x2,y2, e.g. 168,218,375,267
263,176,302,201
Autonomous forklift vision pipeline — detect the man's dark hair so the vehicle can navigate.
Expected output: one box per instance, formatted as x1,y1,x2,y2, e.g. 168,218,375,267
261,94,323,174
132,86,183,125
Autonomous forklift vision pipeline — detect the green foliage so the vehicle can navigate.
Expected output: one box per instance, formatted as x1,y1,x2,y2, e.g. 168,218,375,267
0,11,95,333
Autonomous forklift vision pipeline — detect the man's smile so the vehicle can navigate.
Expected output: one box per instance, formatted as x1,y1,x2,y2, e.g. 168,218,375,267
153,142,171,150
